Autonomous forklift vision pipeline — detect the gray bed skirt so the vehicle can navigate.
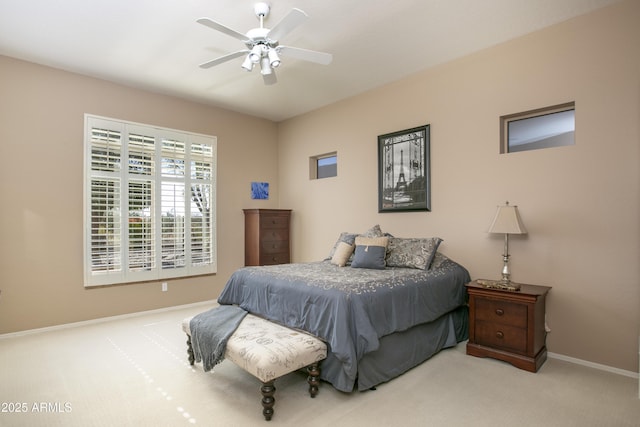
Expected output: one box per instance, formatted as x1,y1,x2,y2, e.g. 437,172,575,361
320,305,468,392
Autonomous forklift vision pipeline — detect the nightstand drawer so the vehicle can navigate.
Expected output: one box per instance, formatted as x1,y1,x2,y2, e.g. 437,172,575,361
475,299,527,328
476,320,527,353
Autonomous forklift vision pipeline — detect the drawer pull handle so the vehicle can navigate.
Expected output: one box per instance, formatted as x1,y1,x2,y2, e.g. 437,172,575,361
495,309,504,316
496,331,504,339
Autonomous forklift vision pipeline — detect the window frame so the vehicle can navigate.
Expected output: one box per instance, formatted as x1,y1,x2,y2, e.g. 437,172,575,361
83,114,217,287
500,102,575,153
309,152,337,179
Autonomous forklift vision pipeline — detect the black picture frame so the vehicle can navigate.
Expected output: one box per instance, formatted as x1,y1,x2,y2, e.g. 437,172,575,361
378,125,430,213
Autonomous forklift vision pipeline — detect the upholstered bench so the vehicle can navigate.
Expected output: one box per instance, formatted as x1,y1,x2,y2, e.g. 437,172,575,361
182,312,327,421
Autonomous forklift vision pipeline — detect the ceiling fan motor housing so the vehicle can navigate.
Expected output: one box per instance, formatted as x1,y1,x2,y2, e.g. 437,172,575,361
246,27,271,44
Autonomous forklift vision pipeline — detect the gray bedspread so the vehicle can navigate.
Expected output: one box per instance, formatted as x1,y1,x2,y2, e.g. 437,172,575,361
217,254,470,392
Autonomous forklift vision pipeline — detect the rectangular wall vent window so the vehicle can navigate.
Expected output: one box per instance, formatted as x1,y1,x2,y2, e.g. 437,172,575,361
310,153,337,179
501,102,575,153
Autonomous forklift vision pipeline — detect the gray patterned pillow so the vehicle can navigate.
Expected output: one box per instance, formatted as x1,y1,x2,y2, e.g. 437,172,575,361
385,237,443,270
361,224,384,238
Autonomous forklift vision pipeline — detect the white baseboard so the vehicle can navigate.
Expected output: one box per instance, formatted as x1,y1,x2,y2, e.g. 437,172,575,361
548,352,639,380
0,300,217,340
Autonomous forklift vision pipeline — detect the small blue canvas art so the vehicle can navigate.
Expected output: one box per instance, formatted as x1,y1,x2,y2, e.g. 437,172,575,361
251,182,269,200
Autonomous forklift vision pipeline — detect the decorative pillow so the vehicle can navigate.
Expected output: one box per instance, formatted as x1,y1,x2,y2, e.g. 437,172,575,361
428,252,448,270
385,237,443,270
331,241,355,267
326,225,384,260
351,236,389,270
326,232,358,260
361,224,384,238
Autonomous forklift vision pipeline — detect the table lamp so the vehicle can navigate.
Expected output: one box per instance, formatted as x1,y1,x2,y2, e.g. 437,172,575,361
487,201,527,290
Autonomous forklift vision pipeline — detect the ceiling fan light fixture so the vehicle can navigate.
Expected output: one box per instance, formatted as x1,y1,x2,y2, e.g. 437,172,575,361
267,48,281,68
241,55,254,71
249,44,263,63
260,56,273,75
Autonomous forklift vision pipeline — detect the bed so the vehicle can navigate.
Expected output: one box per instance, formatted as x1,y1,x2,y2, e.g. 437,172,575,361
217,228,470,392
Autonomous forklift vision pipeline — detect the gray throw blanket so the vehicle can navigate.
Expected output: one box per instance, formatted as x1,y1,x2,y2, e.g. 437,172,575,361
189,305,248,372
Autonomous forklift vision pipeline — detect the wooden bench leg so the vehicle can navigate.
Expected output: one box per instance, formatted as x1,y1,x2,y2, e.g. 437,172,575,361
307,362,321,398
186,335,195,366
260,381,276,421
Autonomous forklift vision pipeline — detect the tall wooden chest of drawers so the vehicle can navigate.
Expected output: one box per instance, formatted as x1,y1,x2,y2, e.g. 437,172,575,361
243,209,291,266
466,281,551,372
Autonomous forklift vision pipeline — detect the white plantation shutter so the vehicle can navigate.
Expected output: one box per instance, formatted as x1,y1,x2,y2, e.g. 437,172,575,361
88,122,123,277
160,138,186,276
84,115,217,286
190,142,214,266
127,131,155,278
90,179,121,273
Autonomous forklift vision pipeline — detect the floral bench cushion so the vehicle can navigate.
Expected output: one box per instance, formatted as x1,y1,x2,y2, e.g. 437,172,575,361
182,312,327,383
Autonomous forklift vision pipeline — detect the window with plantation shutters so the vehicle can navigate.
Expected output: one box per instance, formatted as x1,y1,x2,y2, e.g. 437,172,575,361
84,115,217,287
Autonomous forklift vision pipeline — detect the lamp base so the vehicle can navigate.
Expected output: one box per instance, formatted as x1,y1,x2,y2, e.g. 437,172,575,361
476,279,521,292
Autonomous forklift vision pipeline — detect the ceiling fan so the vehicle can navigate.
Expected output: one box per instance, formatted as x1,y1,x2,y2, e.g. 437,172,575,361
197,2,333,85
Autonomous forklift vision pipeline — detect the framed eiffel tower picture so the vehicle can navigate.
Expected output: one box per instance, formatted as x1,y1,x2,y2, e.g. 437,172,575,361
378,125,430,213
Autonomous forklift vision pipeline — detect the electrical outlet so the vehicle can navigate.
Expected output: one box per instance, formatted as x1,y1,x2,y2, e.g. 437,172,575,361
162,282,168,292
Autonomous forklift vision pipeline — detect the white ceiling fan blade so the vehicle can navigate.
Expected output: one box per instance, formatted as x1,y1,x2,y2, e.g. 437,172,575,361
197,17,249,43
199,50,248,69
277,46,333,65
266,8,308,42
262,70,277,86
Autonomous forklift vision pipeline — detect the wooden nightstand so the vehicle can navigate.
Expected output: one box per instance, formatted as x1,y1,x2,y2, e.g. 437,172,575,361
466,280,551,372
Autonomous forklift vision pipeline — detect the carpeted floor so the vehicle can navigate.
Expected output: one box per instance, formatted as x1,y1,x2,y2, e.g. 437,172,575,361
1,303,638,427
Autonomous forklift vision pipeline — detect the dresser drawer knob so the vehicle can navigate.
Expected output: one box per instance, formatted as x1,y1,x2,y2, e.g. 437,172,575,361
496,331,504,339
495,308,504,316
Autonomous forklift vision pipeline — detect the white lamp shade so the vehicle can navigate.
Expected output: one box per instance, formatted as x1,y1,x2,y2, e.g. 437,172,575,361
249,45,263,63
241,55,254,71
260,56,273,75
267,48,281,67
488,203,527,234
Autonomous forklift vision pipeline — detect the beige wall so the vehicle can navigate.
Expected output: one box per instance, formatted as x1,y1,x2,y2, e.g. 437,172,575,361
0,55,279,333
0,1,637,376
278,0,639,373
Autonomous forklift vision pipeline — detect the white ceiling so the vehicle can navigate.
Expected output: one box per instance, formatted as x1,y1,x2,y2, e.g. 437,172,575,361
0,0,620,122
